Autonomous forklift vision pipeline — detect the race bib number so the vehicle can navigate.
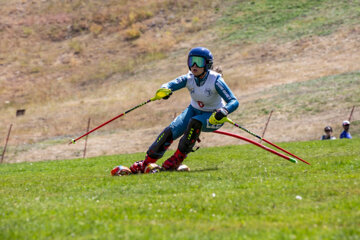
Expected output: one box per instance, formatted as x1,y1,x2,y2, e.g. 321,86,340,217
197,101,204,108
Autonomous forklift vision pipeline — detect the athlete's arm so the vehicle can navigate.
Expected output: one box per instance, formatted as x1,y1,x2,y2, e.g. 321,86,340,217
161,74,188,91
215,77,239,113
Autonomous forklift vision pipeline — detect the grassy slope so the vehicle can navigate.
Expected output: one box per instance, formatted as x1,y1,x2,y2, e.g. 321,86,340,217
1,139,359,239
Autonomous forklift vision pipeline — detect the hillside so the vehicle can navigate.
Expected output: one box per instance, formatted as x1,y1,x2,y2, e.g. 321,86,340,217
0,0,359,163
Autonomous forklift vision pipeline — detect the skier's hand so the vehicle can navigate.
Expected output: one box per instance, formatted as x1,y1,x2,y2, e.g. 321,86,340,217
162,91,172,100
156,88,172,100
209,108,228,125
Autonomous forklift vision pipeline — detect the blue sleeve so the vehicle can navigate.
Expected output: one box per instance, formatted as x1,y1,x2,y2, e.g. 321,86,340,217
161,75,188,91
215,76,239,114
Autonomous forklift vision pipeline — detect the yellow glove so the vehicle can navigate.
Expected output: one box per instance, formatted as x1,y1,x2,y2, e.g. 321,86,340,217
151,88,172,101
209,110,228,125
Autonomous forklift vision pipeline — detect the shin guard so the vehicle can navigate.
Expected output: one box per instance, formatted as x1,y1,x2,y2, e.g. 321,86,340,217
147,127,173,159
178,118,202,154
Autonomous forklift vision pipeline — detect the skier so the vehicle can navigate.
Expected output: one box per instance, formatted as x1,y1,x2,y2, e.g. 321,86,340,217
129,47,239,173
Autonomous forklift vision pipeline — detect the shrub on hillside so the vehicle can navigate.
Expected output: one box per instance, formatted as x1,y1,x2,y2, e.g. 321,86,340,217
68,40,83,55
120,10,153,28
124,25,141,40
89,23,103,36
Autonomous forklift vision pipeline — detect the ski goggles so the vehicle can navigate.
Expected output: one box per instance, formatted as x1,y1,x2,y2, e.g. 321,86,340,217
188,56,206,68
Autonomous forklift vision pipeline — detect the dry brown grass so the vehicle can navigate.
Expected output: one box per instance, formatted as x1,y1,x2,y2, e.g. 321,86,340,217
223,27,360,93
1,1,359,163
0,0,214,106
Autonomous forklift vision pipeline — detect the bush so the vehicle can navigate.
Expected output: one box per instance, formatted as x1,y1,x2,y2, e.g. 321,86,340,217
124,26,141,40
89,23,103,35
68,40,83,54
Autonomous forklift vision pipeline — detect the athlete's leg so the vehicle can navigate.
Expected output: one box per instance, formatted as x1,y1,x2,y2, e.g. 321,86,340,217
169,105,197,140
178,118,203,154
130,106,195,173
162,118,202,170
147,127,173,159
162,111,224,170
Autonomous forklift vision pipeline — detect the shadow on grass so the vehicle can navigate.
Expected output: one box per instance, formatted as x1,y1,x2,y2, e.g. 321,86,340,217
184,167,219,173
109,167,220,177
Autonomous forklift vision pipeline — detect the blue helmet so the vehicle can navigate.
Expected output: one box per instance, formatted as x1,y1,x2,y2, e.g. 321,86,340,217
188,47,213,71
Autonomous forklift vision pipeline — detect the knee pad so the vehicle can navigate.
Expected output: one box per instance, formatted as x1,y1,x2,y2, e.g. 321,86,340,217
178,118,202,154
147,127,173,159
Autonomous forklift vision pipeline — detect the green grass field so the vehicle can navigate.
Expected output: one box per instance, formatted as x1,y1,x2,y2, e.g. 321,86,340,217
1,138,359,239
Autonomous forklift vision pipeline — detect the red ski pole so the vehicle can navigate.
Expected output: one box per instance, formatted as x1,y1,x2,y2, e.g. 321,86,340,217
214,130,297,164
224,118,310,165
69,88,171,144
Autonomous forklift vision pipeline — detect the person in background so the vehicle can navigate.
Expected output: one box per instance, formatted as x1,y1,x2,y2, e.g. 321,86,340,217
340,120,352,139
321,126,336,140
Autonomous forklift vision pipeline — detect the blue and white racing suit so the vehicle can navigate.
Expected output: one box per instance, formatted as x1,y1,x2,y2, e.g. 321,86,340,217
162,70,239,139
